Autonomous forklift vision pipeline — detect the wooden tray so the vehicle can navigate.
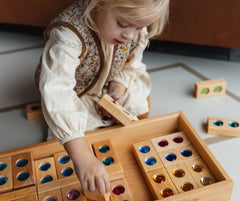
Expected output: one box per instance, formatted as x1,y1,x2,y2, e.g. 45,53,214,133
0,111,233,201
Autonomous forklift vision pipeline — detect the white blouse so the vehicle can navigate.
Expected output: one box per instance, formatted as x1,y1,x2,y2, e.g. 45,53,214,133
39,26,151,144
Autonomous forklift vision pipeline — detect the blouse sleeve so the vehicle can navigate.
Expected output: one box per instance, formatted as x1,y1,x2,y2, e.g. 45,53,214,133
112,27,151,101
39,26,88,144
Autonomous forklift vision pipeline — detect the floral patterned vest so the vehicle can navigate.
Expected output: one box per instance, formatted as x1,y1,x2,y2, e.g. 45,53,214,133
44,0,137,97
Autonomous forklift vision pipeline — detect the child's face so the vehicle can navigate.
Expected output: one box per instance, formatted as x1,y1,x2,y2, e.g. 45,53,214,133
95,7,155,45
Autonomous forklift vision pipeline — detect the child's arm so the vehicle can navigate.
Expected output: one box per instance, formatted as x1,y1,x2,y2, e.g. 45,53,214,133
64,137,110,194
39,26,110,193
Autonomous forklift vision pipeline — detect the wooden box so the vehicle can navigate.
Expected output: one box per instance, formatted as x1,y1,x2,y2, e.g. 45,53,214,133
0,111,233,201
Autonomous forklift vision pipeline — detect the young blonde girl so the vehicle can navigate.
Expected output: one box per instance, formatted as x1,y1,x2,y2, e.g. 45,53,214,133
37,0,169,195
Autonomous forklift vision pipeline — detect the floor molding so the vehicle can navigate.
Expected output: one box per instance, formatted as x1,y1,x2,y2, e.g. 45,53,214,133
0,44,44,55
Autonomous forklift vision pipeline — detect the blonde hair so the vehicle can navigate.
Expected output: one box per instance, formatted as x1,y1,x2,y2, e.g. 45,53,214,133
82,0,169,39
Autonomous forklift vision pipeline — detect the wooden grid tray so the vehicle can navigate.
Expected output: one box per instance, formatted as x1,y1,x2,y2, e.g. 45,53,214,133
0,111,233,201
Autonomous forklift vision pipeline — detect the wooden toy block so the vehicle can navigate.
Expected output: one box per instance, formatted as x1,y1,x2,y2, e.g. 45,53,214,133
11,152,35,190
110,178,134,201
151,131,191,153
185,158,216,187
207,117,240,137
14,194,38,201
84,190,110,201
132,140,164,173
26,102,43,120
92,140,120,164
53,151,75,179
194,78,226,98
38,188,63,201
98,94,133,126
106,163,124,182
92,140,124,181
0,185,36,201
34,157,58,185
61,183,87,201
0,156,13,193
37,175,79,194
145,168,178,199
158,144,199,167
166,163,198,193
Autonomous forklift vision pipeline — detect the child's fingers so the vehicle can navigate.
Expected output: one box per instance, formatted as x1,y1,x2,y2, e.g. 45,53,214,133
98,108,102,115
95,176,106,195
80,177,88,192
103,173,110,193
98,107,111,118
103,109,111,118
88,176,96,192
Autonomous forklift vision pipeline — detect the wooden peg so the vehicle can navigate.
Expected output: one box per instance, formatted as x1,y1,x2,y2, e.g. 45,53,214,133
98,94,133,126
207,116,240,136
194,78,226,98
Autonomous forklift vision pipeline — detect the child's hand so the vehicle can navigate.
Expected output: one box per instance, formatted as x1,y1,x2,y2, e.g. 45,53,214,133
64,138,110,194
108,80,126,104
99,81,126,119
